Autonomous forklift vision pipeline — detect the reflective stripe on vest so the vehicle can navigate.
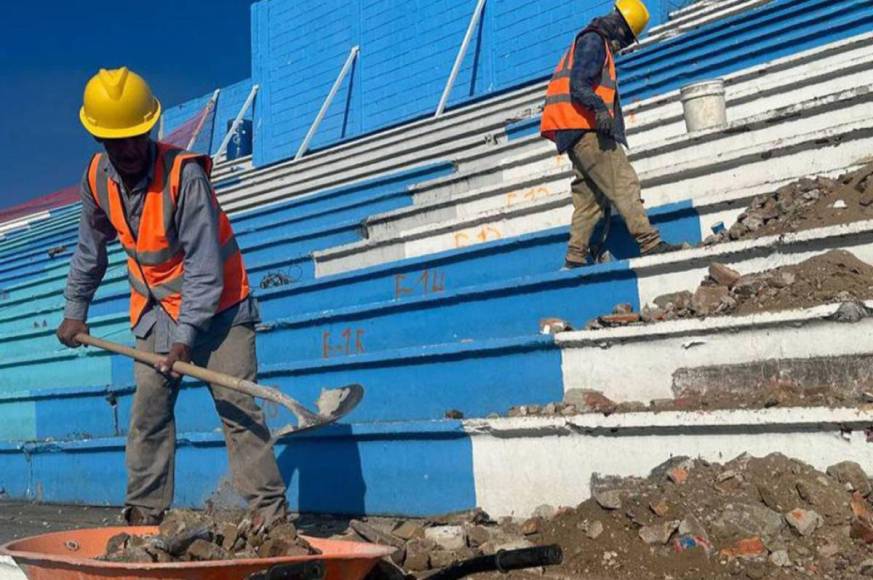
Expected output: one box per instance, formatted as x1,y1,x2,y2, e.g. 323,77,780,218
87,142,251,327
539,35,618,142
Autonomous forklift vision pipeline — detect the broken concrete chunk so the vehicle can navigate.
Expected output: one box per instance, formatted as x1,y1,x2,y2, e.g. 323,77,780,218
638,520,679,545
827,461,872,497
424,525,467,551
709,262,742,287
652,290,693,311
392,520,426,541
592,489,623,511
691,285,730,316
784,508,823,536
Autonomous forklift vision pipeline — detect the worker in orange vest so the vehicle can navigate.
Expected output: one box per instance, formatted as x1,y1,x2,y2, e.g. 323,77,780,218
541,0,682,269
57,68,287,526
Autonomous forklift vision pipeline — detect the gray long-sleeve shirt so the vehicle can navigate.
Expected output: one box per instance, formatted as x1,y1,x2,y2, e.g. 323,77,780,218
64,143,259,353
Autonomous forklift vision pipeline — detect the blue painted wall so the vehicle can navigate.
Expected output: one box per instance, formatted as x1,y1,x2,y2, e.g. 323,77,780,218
250,0,669,166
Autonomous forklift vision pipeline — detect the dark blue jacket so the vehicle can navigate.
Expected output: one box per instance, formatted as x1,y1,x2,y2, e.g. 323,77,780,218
554,31,628,153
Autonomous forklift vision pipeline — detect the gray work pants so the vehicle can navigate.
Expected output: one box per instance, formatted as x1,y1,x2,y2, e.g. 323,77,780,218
566,132,662,264
125,321,287,522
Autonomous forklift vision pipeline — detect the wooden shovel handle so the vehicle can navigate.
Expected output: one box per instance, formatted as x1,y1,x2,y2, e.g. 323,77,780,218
74,333,317,420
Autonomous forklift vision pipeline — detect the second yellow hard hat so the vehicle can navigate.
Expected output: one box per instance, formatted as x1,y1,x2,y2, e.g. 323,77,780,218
80,67,161,139
615,0,651,38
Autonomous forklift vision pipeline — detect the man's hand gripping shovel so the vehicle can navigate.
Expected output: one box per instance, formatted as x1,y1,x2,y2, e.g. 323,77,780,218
75,334,363,441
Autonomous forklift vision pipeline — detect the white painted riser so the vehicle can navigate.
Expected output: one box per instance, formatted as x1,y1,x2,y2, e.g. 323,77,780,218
471,408,873,517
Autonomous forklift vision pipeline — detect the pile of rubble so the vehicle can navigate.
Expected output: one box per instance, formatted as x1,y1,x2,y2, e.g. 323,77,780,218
331,511,537,576
484,453,873,580
352,454,873,579
101,510,318,562
704,162,873,245
585,249,873,329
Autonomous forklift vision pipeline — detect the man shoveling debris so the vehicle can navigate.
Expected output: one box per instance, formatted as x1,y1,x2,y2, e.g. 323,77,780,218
540,0,682,269
55,67,288,526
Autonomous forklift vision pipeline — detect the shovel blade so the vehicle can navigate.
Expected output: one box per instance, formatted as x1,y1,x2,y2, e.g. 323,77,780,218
271,383,364,440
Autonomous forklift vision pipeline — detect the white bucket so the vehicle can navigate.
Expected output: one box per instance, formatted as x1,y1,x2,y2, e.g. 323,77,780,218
679,79,727,133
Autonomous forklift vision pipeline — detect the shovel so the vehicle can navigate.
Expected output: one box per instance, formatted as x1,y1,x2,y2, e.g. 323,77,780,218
75,333,364,440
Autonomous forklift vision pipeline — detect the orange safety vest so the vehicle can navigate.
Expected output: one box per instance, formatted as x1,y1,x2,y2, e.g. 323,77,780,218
87,142,251,327
540,33,618,142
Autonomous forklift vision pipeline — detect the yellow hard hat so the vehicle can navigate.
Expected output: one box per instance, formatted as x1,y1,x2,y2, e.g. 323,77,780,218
615,0,650,38
79,67,161,139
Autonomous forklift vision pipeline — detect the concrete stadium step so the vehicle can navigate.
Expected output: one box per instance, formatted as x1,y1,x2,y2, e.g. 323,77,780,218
426,82,870,213
316,106,870,278
1,405,870,518
7,216,870,380
0,333,562,442
0,161,452,269
209,0,873,216
468,405,873,517
557,300,873,404
0,162,451,286
642,0,775,47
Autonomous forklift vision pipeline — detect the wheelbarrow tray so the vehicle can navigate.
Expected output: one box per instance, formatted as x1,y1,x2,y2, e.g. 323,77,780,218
1,526,394,580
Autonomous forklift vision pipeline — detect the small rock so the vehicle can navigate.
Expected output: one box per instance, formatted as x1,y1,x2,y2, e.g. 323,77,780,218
612,303,634,315
465,525,491,548
404,539,433,571
709,263,742,287
638,520,679,545
719,537,767,560
668,467,689,485
593,489,623,511
392,520,425,541
860,559,873,576
769,549,791,567
860,194,873,207
692,285,730,316
444,409,464,419
541,403,558,416
521,517,543,536
599,312,641,326
827,461,872,496
653,291,693,311
539,317,572,335
585,520,604,540
785,509,823,536
832,199,848,209
533,504,557,520
187,539,228,561
560,404,577,416
425,525,467,551
649,498,670,517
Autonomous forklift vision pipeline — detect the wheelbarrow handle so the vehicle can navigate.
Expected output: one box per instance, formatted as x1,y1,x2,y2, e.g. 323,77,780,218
423,544,563,579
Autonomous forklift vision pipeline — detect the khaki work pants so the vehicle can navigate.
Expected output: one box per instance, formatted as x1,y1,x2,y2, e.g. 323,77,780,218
565,132,661,265
126,321,287,522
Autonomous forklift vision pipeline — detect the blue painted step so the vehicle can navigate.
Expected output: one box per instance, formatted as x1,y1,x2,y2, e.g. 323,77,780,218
0,419,477,516
0,335,560,442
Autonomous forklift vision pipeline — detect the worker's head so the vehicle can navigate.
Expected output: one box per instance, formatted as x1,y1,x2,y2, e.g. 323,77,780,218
614,0,650,39
80,67,160,179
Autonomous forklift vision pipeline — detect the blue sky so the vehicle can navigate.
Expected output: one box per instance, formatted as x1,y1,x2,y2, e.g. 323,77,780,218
0,0,253,209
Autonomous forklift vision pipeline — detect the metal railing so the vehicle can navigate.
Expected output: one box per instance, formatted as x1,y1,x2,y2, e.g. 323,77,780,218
435,0,487,117
214,84,260,161
295,45,360,160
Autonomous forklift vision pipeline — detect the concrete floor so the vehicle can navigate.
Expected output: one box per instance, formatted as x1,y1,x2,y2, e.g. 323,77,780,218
0,501,120,545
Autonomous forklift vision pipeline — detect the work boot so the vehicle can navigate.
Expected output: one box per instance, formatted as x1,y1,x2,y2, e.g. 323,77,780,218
642,241,684,256
561,259,586,271
122,505,164,526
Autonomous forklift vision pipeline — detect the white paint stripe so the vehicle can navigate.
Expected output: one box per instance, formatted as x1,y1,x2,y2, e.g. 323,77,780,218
558,299,873,402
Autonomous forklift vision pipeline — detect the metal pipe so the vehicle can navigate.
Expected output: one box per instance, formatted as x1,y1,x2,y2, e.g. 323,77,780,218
214,84,260,160
295,45,360,160
435,0,487,117
186,89,221,151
